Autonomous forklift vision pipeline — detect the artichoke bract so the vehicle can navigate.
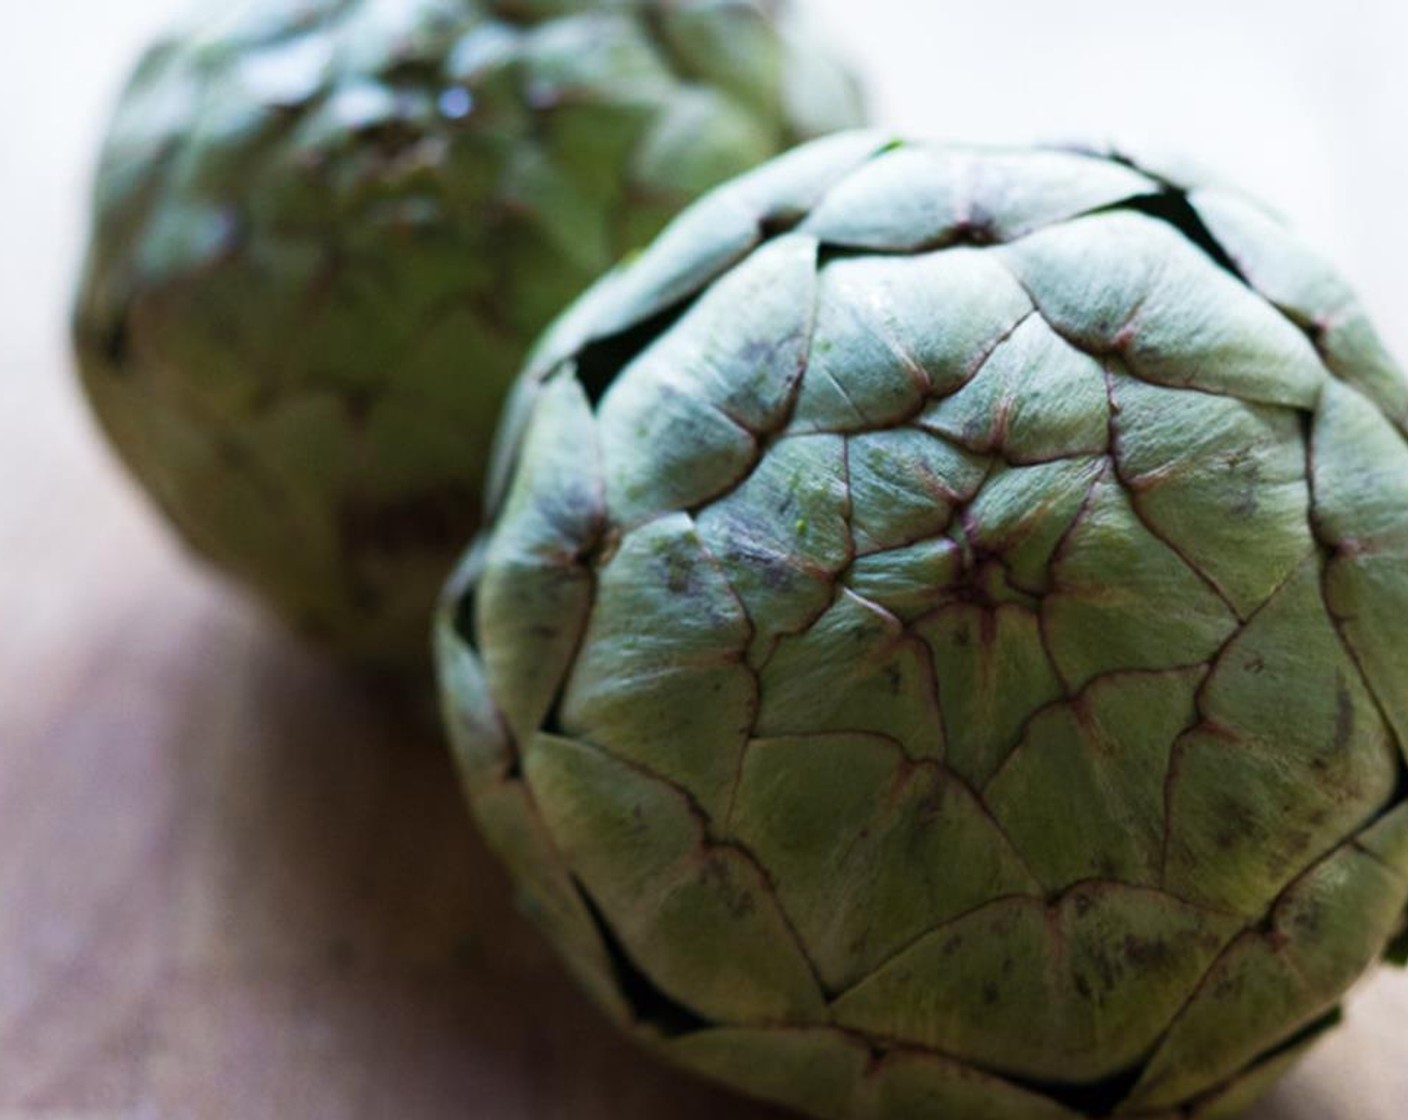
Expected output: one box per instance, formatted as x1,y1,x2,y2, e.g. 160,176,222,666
437,131,1408,1119
73,0,863,664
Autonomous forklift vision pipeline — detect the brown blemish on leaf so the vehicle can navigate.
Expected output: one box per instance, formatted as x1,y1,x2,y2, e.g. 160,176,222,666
700,854,758,921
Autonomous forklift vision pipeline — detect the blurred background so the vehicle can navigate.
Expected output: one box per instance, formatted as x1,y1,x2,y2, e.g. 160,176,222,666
1,1,1404,1116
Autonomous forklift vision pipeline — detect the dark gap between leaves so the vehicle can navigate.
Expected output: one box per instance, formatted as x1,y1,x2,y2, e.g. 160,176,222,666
1354,720,1408,858
816,223,998,269
1188,1007,1342,1110
572,208,809,404
1293,312,1328,356
1383,922,1408,967
575,880,713,1038
573,298,692,406
536,532,612,742
1004,1058,1146,1118
1372,750,1408,967
101,314,131,371
818,243,882,269
1014,1002,1343,1117
1387,748,1408,820
1112,191,1246,282
540,692,567,739
451,583,477,647
1261,1006,1342,1065
758,209,806,240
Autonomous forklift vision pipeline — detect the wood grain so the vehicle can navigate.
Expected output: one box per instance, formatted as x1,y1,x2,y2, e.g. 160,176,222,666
2,2,1407,1116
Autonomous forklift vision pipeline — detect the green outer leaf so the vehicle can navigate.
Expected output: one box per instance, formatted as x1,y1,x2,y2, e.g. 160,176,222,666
831,885,1240,1084
560,512,756,822
729,733,1039,992
667,1027,1086,1120
1312,380,1408,752
1127,803,1408,1110
525,732,829,1025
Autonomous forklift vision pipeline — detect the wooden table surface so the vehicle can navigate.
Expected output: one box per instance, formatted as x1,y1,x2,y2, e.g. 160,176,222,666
3,3,1407,1117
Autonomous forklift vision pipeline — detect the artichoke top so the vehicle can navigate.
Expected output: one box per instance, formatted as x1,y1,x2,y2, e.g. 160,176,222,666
73,0,862,662
440,131,1408,1119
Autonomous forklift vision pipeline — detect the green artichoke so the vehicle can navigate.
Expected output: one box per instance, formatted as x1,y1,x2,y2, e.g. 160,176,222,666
436,131,1408,1118
73,0,863,664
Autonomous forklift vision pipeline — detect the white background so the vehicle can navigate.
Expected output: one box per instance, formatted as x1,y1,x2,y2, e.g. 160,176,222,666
809,0,1408,363
1,1,1406,393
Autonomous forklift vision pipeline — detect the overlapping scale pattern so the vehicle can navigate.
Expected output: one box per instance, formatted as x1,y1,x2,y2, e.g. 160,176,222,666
437,133,1408,1118
72,0,864,662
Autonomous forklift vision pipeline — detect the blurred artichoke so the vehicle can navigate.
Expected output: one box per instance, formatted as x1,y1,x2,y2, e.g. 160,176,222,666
437,132,1408,1118
73,0,863,663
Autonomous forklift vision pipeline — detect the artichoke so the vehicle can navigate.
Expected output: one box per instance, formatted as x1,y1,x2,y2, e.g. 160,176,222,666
436,131,1408,1119
73,0,863,664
